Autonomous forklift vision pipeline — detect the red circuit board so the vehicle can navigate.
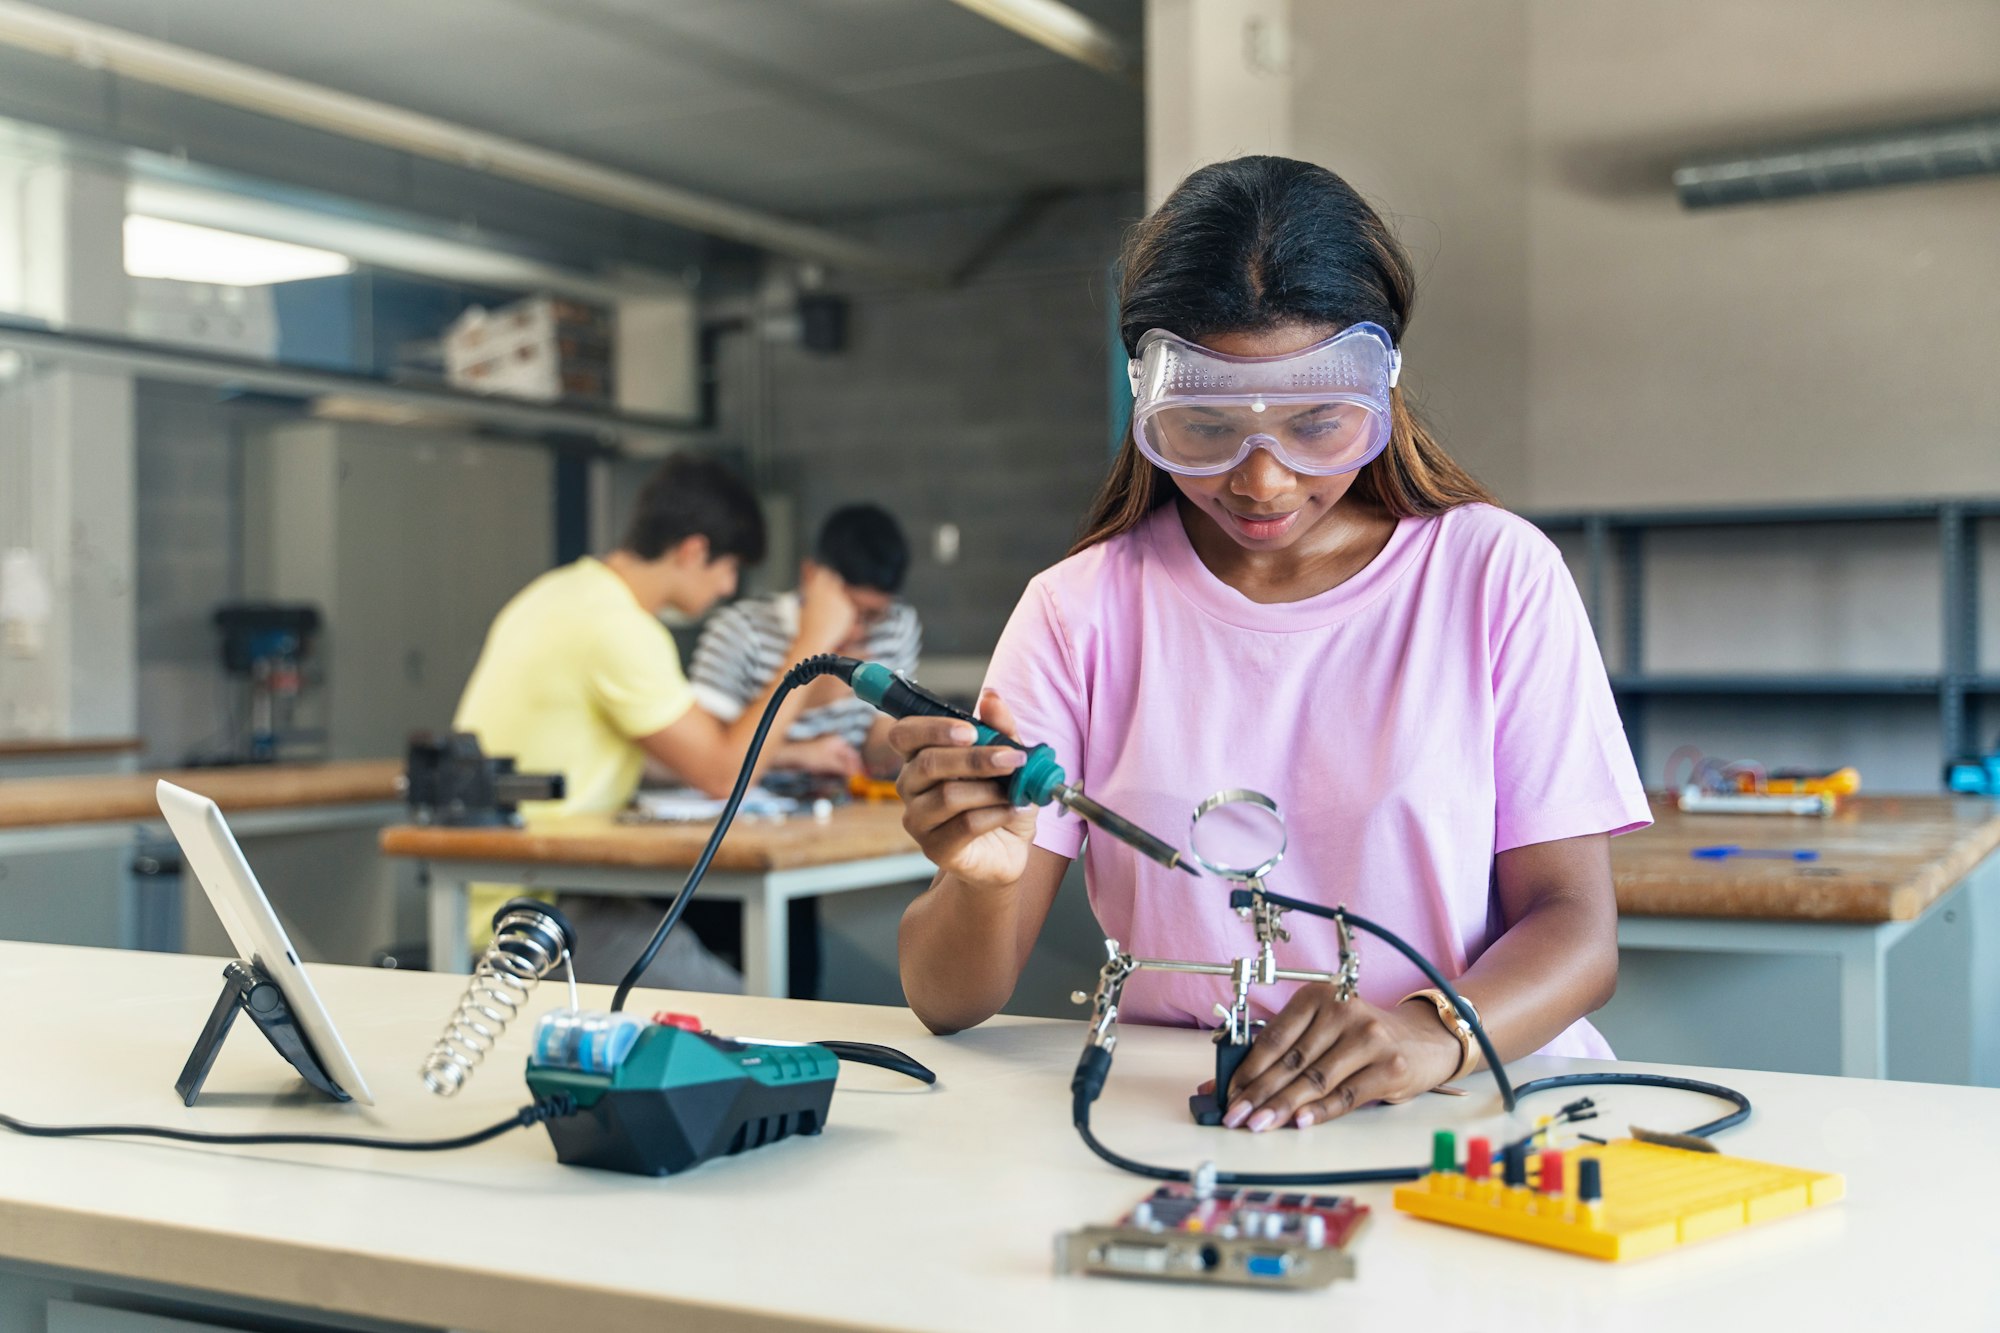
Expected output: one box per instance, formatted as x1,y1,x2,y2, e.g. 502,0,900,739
1057,1185,1370,1288
1122,1185,1370,1245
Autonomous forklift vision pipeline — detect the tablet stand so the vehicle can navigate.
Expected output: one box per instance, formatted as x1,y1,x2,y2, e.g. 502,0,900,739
175,959,351,1106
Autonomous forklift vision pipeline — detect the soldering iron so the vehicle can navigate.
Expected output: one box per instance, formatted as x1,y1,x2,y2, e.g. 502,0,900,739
841,659,1197,876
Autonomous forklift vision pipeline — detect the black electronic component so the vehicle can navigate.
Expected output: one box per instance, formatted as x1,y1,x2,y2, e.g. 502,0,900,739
1190,1034,1255,1125
1578,1157,1604,1203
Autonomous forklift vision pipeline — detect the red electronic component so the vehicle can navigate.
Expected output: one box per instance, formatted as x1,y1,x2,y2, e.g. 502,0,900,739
1540,1150,1565,1195
652,1012,703,1031
1465,1136,1493,1180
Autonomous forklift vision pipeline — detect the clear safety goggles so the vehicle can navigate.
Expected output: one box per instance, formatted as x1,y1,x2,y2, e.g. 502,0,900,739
1126,323,1401,477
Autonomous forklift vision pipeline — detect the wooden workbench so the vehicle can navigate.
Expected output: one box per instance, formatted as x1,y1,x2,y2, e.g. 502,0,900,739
0,759,403,829
0,737,140,759
0,759,410,963
1604,794,2000,1080
380,803,932,992
1612,795,2000,923
379,800,919,870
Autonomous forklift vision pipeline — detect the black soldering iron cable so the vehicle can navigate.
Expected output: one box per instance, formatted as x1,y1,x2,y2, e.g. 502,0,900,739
1073,1069,1754,1188
1508,1072,1751,1140
0,1095,579,1152
1244,891,1515,1111
609,654,859,1014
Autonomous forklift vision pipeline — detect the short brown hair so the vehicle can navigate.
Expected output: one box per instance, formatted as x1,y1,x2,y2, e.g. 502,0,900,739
621,454,766,564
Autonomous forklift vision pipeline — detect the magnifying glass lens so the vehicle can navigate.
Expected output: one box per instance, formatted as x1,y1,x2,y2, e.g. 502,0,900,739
1188,790,1287,882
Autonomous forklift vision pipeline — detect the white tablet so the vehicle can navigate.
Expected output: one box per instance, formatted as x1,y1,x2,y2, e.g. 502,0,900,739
156,780,375,1105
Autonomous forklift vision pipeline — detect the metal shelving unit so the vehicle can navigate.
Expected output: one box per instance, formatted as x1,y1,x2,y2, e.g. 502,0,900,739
1527,498,1997,781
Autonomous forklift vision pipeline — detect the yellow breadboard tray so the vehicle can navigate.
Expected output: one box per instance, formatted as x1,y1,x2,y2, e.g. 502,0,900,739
1393,1139,1844,1262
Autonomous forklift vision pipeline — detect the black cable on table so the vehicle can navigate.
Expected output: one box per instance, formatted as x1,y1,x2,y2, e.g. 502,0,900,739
818,1041,937,1085
0,1094,578,1152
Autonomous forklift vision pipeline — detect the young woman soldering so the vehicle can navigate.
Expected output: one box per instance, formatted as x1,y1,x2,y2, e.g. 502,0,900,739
892,156,1649,1134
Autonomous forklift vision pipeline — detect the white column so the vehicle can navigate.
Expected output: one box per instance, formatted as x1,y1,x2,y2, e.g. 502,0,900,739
1145,0,1294,208
0,158,136,739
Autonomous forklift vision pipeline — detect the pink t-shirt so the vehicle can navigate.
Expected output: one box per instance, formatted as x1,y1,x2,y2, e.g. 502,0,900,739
984,501,1650,1058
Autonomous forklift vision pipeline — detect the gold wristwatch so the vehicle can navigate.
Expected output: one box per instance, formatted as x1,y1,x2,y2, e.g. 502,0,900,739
1401,988,1481,1083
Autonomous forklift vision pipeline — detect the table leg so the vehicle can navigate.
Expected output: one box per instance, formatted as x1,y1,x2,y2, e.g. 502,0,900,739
1834,927,1888,1080
738,879,788,999
426,869,472,974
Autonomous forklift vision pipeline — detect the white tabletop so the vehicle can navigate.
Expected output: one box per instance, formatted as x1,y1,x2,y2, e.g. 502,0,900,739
0,942,1990,1332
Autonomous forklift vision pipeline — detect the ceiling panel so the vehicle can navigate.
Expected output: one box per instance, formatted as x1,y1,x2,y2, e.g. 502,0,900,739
24,0,1143,221
330,30,762,137
845,59,1142,150
591,0,1060,83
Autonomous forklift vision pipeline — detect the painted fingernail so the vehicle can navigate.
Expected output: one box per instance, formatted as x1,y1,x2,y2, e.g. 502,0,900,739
1294,1109,1316,1129
993,750,1025,770
1223,1100,1252,1128
949,725,976,744
1248,1109,1278,1133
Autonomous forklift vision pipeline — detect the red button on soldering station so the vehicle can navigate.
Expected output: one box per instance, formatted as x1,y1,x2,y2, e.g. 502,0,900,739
652,1012,703,1031
1540,1150,1565,1195
1465,1137,1493,1180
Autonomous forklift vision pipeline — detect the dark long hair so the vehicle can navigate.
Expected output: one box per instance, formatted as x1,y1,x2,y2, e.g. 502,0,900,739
1076,156,1493,554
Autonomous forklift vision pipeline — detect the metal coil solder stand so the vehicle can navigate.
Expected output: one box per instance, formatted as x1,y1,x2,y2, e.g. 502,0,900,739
176,960,349,1106
1071,790,1358,1127
423,898,578,1096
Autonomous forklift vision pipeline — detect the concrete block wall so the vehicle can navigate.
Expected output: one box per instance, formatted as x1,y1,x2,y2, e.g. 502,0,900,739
745,188,1141,655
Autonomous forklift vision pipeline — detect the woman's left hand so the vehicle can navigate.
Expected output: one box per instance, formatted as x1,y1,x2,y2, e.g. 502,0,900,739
1213,985,1463,1131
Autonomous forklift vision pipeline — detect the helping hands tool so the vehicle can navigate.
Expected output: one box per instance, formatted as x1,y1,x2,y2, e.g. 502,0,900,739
839,659,1197,876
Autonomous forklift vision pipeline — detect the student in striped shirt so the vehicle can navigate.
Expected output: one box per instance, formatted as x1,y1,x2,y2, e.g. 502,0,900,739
689,505,922,779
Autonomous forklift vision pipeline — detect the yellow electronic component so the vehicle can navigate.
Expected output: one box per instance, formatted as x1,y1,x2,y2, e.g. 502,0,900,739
1393,1139,1844,1262
846,773,901,802
1736,766,1861,797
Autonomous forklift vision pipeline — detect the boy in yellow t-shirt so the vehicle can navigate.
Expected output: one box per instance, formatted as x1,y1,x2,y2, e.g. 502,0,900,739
453,454,861,990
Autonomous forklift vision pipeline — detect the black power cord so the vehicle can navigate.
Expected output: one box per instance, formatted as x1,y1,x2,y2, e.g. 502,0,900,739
816,1041,938,1086
1070,894,1754,1186
0,1094,580,1153
610,654,861,1014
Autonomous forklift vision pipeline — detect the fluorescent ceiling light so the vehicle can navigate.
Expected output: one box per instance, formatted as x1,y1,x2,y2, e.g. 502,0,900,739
123,214,353,286
126,177,673,303
946,0,1137,80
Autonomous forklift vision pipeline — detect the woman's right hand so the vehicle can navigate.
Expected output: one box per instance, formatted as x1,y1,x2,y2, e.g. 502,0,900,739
891,689,1042,888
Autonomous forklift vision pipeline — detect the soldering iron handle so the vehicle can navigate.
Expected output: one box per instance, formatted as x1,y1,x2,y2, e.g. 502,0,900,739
847,661,1069,808
848,661,1011,748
